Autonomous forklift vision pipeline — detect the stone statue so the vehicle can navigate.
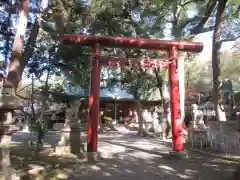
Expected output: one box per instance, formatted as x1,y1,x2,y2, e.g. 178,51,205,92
191,103,205,129
151,110,158,133
188,103,210,148
58,105,72,146
65,100,80,124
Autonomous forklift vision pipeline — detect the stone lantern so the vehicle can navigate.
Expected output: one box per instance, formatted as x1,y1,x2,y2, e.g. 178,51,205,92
0,80,23,178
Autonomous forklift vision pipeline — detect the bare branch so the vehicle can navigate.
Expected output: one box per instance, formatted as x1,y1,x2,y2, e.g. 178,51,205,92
219,35,240,46
15,76,40,93
165,19,174,23
179,16,200,30
20,109,32,118
180,0,195,7
200,25,215,33
233,5,240,17
16,84,32,93
15,93,31,100
190,0,217,35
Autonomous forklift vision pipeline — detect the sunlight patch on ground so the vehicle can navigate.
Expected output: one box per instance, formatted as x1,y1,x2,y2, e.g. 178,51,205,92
115,126,130,133
89,165,102,171
176,173,191,179
102,171,112,176
28,164,45,175
158,165,176,172
98,143,127,158
128,150,161,159
158,165,191,179
11,130,239,179
99,144,126,153
124,169,134,174
184,169,198,176
203,162,219,168
116,137,170,151
99,134,124,138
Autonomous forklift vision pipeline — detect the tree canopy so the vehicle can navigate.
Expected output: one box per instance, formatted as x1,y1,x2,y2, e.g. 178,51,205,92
0,0,239,102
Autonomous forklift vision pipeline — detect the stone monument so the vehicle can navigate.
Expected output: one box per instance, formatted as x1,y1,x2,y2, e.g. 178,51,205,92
56,100,84,155
188,103,209,147
191,104,206,129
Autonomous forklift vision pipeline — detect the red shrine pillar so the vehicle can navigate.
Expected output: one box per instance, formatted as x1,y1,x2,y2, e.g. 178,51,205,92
87,43,101,152
169,46,184,152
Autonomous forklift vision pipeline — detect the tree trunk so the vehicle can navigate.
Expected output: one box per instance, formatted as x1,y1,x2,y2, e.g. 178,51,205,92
0,1,29,179
30,75,36,120
4,0,14,67
6,0,29,89
7,0,49,89
154,69,166,108
211,0,228,150
154,69,170,137
212,0,228,122
19,21,40,78
135,98,144,136
19,0,49,80
35,68,50,152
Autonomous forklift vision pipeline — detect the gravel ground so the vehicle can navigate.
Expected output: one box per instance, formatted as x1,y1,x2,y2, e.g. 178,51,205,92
71,133,238,180
12,128,238,180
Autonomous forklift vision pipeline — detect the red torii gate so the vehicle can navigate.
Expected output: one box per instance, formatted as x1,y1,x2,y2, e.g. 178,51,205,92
63,34,203,154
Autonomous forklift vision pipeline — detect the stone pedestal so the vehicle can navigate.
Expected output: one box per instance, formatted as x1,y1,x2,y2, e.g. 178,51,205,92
237,112,240,131
69,126,84,155
55,124,71,154
187,127,210,148
55,123,84,155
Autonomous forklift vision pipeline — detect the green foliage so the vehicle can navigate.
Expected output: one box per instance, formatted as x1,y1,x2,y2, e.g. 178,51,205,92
56,44,91,90
234,91,240,103
185,47,240,92
221,51,240,85
121,67,157,100
11,0,238,104
185,58,212,92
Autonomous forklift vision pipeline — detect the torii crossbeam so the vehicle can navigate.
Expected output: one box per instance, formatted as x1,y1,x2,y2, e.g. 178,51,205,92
63,34,203,155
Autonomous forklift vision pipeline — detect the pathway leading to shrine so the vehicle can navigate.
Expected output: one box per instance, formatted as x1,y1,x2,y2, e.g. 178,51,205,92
11,128,238,179
71,132,237,180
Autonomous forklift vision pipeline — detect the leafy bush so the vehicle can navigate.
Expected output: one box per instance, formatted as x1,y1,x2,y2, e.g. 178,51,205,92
234,92,240,103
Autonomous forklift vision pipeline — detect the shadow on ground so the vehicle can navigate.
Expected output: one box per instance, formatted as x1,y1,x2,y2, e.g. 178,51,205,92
71,134,238,180
10,131,239,180
10,144,80,180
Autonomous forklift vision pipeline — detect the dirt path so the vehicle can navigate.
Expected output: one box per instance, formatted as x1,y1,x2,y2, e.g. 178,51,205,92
71,133,238,180
11,129,239,179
